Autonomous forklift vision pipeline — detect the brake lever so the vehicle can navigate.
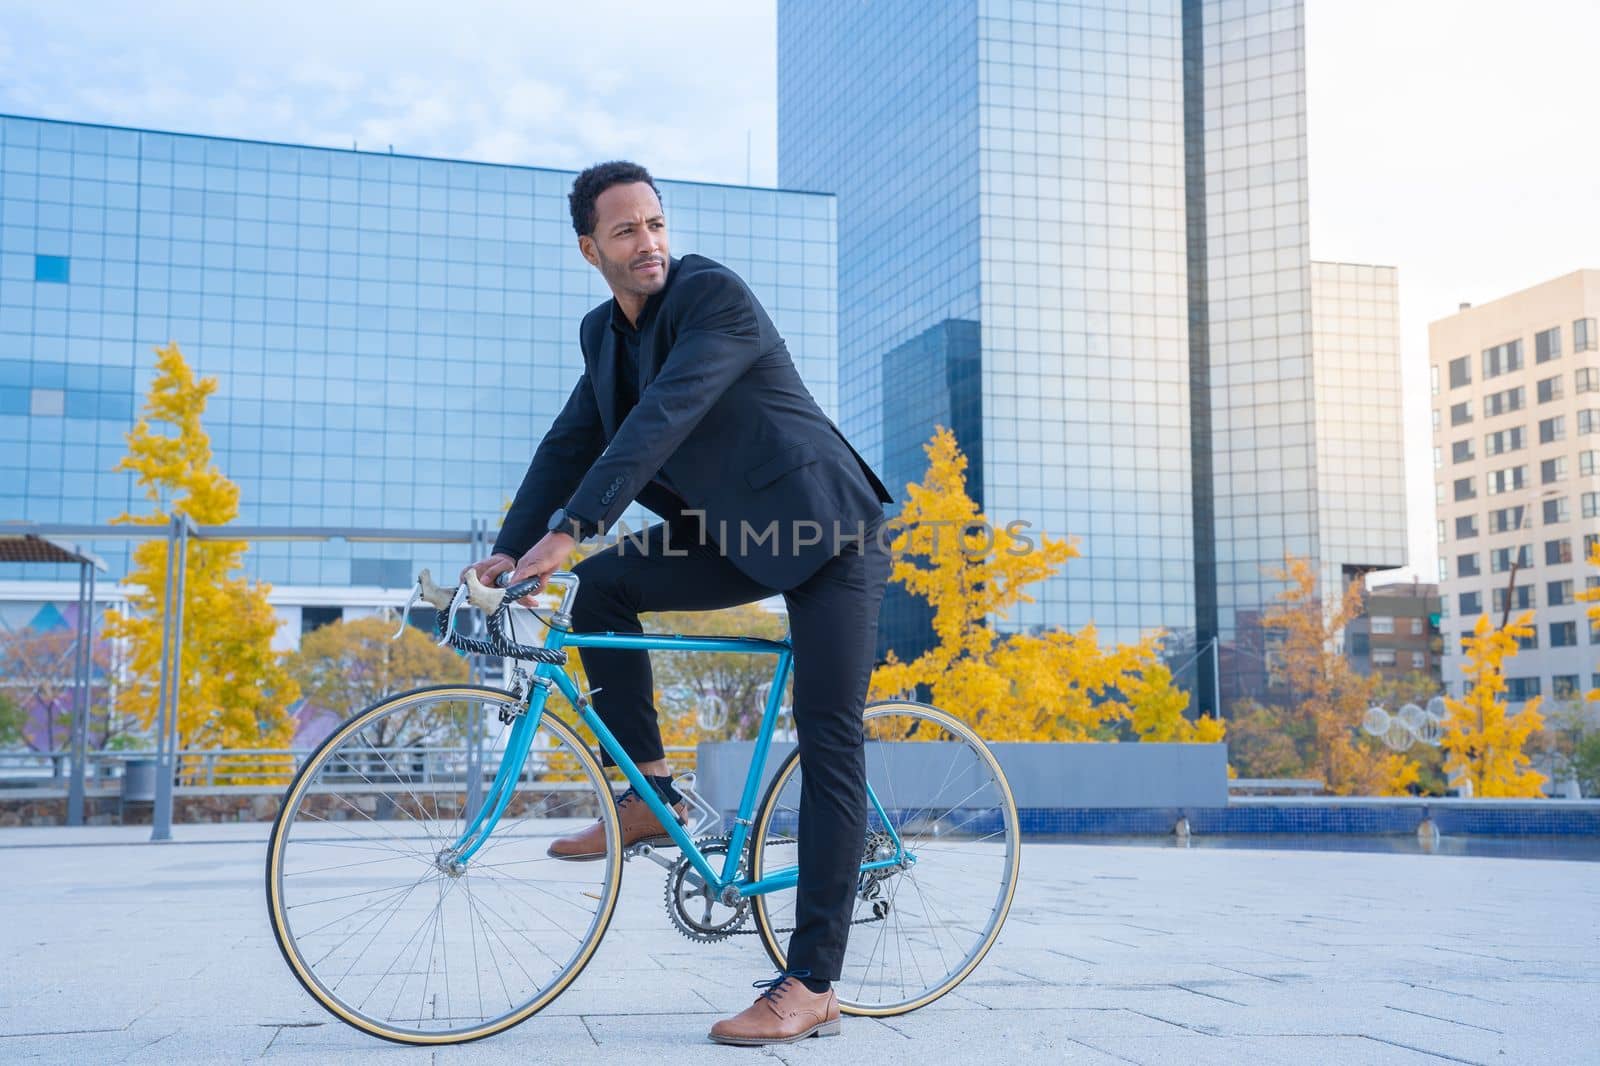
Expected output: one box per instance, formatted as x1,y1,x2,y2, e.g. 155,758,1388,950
440,583,469,647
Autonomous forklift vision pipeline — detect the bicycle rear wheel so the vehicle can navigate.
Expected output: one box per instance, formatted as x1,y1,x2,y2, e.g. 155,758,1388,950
749,700,1020,1016
265,685,621,1044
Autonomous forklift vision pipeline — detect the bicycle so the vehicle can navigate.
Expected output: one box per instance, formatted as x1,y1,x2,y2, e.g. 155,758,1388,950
265,567,1020,1045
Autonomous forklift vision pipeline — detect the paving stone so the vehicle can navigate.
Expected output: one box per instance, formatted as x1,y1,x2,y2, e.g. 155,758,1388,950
1,826,1596,1065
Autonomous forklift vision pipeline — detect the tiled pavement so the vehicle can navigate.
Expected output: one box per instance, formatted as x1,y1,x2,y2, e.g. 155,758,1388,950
1,823,1596,1065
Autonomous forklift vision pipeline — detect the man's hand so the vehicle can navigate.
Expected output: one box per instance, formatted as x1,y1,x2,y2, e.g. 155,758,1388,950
460,552,517,589
504,532,577,604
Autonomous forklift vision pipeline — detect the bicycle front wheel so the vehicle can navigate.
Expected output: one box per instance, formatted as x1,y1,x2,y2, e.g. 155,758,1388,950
265,685,621,1045
749,700,1020,1016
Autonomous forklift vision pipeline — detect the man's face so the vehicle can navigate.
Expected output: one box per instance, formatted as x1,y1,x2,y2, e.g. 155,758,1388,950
579,182,669,301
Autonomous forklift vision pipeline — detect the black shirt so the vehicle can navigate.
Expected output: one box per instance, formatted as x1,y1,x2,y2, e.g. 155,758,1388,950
608,295,685,504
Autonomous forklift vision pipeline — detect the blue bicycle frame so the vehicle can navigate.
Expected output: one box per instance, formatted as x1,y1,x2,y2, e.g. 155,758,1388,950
442,624,909,898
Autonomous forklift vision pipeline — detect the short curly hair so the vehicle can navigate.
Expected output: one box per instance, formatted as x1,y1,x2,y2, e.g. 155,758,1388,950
569,160,661,238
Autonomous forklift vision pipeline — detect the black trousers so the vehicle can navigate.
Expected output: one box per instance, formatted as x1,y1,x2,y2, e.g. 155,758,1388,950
568,513,890,981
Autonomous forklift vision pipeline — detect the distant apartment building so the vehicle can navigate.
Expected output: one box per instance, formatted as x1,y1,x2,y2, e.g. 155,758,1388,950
1430,269,1600,706
1346,581,1443,685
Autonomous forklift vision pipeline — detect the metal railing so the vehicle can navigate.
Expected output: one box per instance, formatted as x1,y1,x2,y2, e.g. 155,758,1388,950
0,745,701,792
7,519,502,839
1229,777,1326,795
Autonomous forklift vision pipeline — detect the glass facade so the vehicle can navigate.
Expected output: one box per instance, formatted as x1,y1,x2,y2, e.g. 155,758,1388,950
781,0,1406,706
1311,262,1407,588
0,115,838,604
780,0,1196,657
1188,0,1319,636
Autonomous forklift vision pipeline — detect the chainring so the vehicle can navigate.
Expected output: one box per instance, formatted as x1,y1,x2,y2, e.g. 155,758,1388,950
664,836,751,943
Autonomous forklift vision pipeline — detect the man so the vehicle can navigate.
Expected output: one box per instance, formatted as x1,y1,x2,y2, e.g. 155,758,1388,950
463,160,893,1046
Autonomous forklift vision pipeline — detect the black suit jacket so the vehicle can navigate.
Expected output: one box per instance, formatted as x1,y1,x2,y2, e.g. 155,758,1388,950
494,254,892,590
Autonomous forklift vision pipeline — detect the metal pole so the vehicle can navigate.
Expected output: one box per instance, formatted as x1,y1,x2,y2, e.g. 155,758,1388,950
67,560,89,826
151,515,190,842
1211,636,1222,720
464,519,485,823
87,563,96,778
150,515,180,841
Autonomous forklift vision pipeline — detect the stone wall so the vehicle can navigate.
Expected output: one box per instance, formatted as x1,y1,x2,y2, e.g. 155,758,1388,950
0,786,604,827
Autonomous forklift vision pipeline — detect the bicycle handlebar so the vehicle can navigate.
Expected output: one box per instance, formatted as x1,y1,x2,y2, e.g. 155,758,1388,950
394,568,580,665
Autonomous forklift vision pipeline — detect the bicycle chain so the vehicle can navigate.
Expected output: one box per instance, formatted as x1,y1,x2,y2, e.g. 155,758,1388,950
706,837,890,937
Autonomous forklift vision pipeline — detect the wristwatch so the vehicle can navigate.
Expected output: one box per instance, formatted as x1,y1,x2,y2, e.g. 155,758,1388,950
547,507,600,541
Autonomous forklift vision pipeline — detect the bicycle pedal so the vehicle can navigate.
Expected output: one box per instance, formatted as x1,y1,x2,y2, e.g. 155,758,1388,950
671,772,724,838
623,842,681,872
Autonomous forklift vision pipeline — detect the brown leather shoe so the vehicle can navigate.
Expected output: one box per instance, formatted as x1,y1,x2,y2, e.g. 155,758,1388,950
546,787,687,861
708,975,840,1046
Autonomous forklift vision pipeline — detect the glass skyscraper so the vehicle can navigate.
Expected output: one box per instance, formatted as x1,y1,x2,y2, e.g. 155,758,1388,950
0,115,837,642
780,0,1406,707
781,0,1195,660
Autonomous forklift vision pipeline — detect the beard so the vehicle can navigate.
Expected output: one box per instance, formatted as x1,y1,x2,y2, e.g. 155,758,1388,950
597,246,667,299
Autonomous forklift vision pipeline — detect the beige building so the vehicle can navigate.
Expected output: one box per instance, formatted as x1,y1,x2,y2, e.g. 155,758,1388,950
1430,269,1600,705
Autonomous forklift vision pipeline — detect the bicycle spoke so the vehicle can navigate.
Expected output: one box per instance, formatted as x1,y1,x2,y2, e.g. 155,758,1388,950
268,689,619,1041
752,704,1016,1015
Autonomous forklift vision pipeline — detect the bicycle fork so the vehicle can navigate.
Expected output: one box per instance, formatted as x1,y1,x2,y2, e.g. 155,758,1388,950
434,671,555,873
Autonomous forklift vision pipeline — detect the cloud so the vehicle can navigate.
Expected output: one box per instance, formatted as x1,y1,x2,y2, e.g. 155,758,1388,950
0,1,779,186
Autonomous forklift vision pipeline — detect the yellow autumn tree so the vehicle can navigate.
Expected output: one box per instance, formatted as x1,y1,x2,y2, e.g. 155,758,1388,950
1579,540,1600,702
646,603,790,746
869,426,1223,743
1441,613,1546,797
285,616,468,720
1121,655,1227,743
104,343,298,751
1260,556,1418,795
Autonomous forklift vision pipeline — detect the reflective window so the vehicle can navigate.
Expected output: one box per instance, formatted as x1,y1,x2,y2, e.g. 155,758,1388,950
1488,506,1524,534
1483,426,1524,455
1484,465,1528,496
1482,386,1525,418
1493,584,1535,612
1482,339,1524,378
1576,318,1597,352
34,254,70,283
1535,326,1561,363
1506,677,1541,701
1489,545,1533,573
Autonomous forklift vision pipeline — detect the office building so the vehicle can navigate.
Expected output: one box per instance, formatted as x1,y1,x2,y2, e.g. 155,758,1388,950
1430,269,1600,707
0,114,838,645
778,0,1407,707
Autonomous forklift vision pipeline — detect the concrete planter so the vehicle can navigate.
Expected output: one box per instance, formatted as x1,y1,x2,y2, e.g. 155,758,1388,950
692,739,1230,815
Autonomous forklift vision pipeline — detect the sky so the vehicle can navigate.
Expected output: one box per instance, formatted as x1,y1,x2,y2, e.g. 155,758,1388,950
3,0,1597,583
